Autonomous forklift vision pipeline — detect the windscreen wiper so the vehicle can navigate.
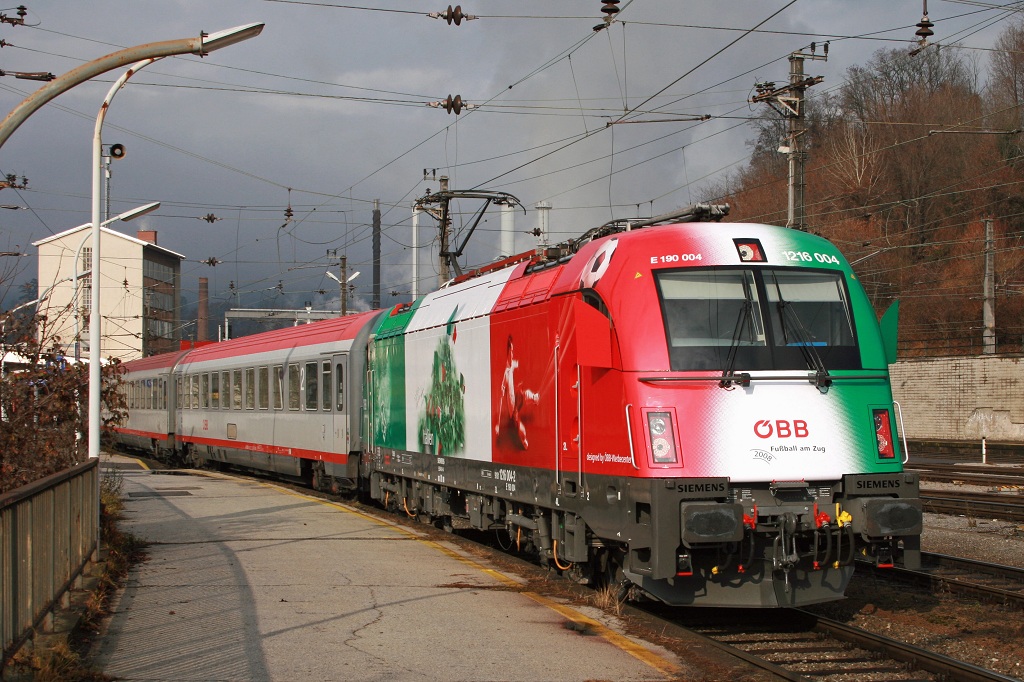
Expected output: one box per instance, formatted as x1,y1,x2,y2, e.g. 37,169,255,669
720,300,753,389
772,276,831,390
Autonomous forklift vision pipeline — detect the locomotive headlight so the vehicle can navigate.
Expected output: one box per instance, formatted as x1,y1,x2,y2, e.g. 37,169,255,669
647,411,678,464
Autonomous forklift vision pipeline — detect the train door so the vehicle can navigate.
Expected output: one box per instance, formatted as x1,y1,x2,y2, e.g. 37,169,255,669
555,352,581,496
332,354,349,454
554,298,613,497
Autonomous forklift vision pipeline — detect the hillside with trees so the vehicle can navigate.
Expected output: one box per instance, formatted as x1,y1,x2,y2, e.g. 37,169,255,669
710,21,1024,357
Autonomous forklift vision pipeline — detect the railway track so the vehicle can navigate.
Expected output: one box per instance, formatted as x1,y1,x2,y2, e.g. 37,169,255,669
859,552,1024,608
910,463,1024,488
921,489,1024,522
659,606,1021,682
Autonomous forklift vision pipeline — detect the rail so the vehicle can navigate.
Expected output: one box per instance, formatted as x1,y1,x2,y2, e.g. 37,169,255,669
0,459,99,668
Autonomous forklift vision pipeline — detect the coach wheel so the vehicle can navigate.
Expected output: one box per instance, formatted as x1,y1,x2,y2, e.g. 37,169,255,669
311,462,327,492
184,445,200,469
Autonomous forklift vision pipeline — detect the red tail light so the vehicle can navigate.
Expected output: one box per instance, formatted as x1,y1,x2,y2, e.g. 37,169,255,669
873,409,896,459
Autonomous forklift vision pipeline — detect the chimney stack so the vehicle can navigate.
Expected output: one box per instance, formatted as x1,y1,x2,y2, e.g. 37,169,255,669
198,277,209,342
137,229,158,245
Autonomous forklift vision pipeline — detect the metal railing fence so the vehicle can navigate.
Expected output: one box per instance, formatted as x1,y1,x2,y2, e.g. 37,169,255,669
0,459,98,667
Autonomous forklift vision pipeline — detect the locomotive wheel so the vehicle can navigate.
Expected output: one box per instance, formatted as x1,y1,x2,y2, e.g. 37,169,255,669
602,549,632,602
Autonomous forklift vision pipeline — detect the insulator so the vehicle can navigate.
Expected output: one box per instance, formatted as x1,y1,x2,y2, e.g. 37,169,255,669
446,4,464,25
601,0,620,16
915,16,934,40
443,94,464,114
284,205,293,220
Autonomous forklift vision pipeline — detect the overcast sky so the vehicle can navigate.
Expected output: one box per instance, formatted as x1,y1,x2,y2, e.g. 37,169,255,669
0,1,1016,314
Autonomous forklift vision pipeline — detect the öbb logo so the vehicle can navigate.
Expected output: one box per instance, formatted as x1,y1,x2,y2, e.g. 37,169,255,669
754,419,809,438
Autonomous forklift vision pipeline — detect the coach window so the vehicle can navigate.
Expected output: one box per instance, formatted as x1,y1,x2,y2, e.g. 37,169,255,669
176,378,183,409
159,379,166,410
232,369,242,409
335,363,344,411
221,371,230,409
189,375,198,409
154,380,160,409
245,368,255,409
305,361,318,410
321,361,331,411
272,365,283,410
200,374,209,408
258,366,269,410
288,363,301,410
211,372,220,409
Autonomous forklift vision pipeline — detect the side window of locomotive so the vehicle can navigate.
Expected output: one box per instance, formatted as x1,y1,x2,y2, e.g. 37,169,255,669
211,372,220,409
321,361,331,411
258,366,269,410
335,363,344,412
305,361,319,411
245,368,255,409
232,369,242,410
200,374,209,409
221,372,230,409
273,365,284,410
288,363,301,410
655,269,766,371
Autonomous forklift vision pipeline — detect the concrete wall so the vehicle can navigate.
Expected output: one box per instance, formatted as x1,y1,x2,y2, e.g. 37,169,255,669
890,355,1024,442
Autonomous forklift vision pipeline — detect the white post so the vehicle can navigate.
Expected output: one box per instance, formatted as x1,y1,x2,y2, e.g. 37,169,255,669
412,204,420,299
534,201,551,254
982,437,988,465
500,201,515,258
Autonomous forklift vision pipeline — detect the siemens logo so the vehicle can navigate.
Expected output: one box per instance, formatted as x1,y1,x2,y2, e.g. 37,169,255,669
677,483,726,493
856,479,902,489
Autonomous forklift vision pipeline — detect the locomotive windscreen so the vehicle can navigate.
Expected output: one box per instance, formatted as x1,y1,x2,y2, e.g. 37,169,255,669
655,267,861,372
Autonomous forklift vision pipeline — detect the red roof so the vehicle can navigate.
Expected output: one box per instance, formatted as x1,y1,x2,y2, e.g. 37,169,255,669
179,310,380,365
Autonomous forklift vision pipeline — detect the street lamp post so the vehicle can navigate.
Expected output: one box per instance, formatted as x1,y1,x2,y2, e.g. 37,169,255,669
77,25,264,463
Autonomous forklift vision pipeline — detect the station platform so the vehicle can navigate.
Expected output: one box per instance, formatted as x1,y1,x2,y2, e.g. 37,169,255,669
93,454,683,681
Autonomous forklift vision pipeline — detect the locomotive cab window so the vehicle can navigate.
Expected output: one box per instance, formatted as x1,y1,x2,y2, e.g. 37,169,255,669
655,267,860,372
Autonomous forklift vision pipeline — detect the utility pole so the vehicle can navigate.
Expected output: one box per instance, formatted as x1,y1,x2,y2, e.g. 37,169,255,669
983,218,995,354
340,254,348,316
372,199,381,310
438,175,451,284
751,43,827,231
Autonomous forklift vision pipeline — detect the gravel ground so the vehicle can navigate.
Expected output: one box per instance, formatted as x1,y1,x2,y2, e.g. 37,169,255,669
806,482,1024,680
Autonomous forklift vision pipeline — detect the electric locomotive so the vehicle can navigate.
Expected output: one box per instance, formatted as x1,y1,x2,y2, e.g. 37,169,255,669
115,206,921,608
